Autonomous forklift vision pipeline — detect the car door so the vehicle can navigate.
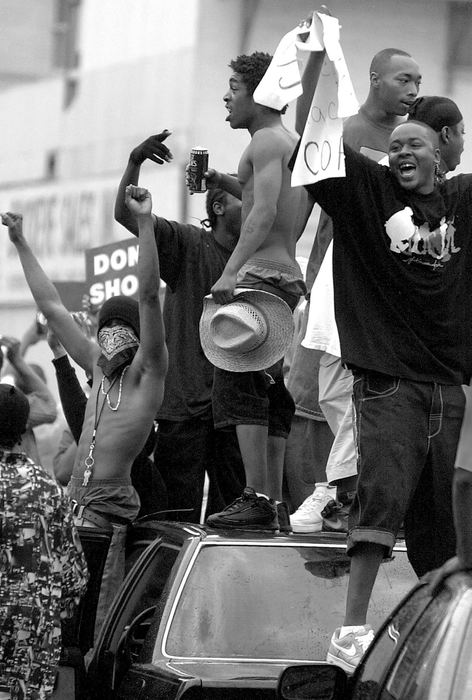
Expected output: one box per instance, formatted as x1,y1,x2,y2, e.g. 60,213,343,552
350,582,451,699
86,534,182,699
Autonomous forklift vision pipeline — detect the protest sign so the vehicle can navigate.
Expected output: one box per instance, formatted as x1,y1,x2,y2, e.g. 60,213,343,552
85,238,139,306
252,11,358,186
291,13,358,185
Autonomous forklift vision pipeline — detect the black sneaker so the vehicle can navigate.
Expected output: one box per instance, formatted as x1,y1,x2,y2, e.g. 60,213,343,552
206,487,279,531
321,499,350,533
277,502,292,533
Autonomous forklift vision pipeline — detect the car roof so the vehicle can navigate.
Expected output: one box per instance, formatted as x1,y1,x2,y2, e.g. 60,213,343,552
130,518,408,550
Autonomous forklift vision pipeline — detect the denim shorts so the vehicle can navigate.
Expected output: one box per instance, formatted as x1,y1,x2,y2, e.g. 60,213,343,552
212,359,296,438
347,369,465,571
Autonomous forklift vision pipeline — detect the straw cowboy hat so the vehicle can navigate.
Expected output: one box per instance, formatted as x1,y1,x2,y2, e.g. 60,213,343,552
199,288,294,372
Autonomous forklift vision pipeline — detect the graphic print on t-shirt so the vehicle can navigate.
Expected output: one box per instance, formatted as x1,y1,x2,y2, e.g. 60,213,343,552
384,207,460,266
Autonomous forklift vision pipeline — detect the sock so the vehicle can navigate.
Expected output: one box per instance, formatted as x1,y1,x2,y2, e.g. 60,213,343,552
339,625,366,638
256,492,269,500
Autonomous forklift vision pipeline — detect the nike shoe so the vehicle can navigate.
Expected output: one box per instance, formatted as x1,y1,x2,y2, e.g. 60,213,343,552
326,625,375,674
206,487,278,531
290,483,337,533
321,499,350,533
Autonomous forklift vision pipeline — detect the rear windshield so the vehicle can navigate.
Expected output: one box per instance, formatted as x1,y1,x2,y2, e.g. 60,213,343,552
165,543,415,660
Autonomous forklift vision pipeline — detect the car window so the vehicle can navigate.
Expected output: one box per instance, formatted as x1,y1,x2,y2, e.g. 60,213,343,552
106,542,180,652
164,543,415,661
350,585,451,700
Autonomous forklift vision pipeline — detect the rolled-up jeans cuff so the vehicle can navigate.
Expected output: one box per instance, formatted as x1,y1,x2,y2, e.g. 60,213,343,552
347,527,395,559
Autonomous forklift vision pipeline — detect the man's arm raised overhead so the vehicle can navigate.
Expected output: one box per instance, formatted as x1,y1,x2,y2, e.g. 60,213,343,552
1,212,96,376
124,185,168,387
295,8,330,135
114,131,173,237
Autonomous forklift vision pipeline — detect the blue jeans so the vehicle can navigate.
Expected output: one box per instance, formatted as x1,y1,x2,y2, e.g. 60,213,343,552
347,370,465,576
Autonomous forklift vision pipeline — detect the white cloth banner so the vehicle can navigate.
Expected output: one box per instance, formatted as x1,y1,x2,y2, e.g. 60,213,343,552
253,11,358,186
292,14,358,185
253,13,324,111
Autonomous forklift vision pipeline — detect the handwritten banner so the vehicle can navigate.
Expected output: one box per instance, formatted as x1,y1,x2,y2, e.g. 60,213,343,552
292,14,358,185
253,14,324,110
253,11,358,186
291,55,346,185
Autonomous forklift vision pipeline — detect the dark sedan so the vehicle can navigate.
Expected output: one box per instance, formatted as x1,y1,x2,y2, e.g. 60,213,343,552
278,570,472,700
84,522,416,699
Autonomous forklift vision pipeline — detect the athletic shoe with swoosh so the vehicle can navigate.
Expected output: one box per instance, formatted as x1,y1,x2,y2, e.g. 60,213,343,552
326,625,375,674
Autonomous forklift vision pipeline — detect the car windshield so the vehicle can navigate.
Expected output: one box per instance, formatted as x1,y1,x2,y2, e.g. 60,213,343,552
164,543,415,661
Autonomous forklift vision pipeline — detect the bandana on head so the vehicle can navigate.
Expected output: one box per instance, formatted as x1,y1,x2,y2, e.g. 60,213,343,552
97,325,139,378
96,295,140,377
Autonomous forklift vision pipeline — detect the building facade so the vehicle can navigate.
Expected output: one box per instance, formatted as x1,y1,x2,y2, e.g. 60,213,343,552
0,0,471,377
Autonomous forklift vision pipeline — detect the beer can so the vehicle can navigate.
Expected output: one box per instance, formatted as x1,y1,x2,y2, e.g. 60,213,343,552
189,147,209,193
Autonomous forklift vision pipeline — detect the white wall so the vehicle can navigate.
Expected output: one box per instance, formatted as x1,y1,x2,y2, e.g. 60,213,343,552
1,0,471,303
79,0,198,70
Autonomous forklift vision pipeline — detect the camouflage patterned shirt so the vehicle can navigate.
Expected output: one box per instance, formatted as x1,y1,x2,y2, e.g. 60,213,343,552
0,450,88,699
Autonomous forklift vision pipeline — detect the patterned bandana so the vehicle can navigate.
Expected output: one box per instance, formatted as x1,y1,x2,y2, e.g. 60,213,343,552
97,325,139,377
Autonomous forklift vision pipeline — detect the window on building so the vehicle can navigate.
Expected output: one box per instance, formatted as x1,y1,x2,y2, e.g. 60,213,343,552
52,0,81,71
447,1,472,69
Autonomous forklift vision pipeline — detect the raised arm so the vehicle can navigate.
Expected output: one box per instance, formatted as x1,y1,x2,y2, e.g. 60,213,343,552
124,186,168,382
295,8,331,135
19,318,48,357
1,213,97,374
201,170,242,200
114,131,173,236
49,326,87,444
296,49,326,135
1,335,57,428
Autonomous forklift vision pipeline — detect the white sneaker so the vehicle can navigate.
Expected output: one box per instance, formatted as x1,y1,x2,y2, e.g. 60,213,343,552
326,625,374,674
290,483,337,533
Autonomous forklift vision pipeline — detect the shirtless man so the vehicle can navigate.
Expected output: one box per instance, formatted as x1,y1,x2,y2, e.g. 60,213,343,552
202,52,308,531
2,185,167,633
2,186,166,522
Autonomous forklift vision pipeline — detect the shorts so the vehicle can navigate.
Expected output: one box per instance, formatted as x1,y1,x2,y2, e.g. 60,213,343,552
455,384,472,472
212,359,295,438
236,258,307,311
347,370,464,564
68,476,141,524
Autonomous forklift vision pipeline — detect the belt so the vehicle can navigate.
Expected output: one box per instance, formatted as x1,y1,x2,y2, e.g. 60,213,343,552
71,501,127,531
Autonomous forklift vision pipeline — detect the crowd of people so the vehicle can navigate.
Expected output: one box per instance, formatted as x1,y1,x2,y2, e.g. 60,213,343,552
1,5,472,696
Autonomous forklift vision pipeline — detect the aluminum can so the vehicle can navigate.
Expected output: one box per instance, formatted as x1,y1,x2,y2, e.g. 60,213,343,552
188,147,209,193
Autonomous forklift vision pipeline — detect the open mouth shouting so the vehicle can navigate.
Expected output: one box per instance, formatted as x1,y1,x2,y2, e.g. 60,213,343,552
397,161,417,181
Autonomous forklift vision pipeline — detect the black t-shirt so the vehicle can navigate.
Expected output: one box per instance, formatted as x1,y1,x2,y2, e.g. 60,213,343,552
154,217,231,419
303,144,472,385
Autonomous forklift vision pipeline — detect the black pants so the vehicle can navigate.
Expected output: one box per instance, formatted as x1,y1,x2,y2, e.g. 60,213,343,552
154,415,245,522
